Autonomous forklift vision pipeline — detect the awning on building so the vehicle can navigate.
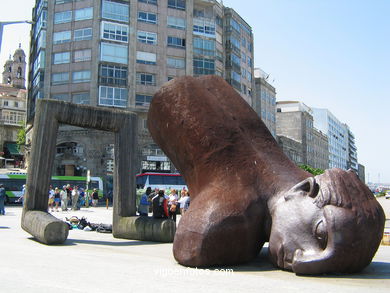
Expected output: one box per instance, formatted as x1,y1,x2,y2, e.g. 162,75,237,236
4,142,21,156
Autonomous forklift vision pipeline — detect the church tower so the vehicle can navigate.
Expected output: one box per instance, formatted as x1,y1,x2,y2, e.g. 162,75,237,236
2,44,26,89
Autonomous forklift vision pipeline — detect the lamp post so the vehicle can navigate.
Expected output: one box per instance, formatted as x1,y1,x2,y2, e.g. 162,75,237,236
0,21,32,54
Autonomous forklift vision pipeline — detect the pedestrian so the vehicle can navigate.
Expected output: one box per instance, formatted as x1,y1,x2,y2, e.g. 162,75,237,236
91,188,99,207
168,189,178,222
17,184,26,205
138,187,151,216
60,185,68,211
152,190,169,219
71,186,79,211
54,187,61,211
78,188,85,207
178,190,190,215
48,185,55,212
66,184,72,208
0,184,6,215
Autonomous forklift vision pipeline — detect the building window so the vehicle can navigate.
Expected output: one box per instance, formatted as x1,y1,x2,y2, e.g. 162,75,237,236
51,72,69,85
136,94,153,107
100,64,127,86
193,58,215,75
247,56,252,67
139,0,157,4
33,51,45,75
73,92,90,104
54,11,72,24
101,42,128,64
1,110,24,125
138,11,157,24
37,30,46,50
193,18,215,37
168,0,185,10
167,36,185,48
229,18,241,33
99,86,127,107
53,31,71,44
137,31,157,45
53,51,70,64
52,93,70,101
75,7,93,21
72,70,91,83
101,21,128,43
136,72,156,86
193,37,215,56
74,28,92,41
167,57,185,69
247,71,252,82
74,49,92,62
136,51,157,65
102,0,129,22
167,16,186,29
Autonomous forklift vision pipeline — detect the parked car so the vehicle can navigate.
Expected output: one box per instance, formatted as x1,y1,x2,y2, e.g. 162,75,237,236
385,192,390,199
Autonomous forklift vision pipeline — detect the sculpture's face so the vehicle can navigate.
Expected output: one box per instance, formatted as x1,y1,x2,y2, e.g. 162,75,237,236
268,177,360,274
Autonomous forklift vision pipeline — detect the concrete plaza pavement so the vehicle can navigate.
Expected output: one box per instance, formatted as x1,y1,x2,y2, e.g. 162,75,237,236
1,198,389,293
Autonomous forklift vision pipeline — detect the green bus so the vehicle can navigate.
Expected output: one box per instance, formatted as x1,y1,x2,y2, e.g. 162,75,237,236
0,172,103,204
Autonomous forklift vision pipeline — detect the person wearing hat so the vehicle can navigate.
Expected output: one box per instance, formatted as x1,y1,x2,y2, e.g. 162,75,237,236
0,184,6,215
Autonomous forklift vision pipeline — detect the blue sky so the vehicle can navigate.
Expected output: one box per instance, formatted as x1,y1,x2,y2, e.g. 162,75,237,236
222,0,390,183
1,0,389,183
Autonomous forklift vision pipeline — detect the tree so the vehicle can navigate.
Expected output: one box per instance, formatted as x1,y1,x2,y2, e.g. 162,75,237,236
298,164,325,176
16,120,26,151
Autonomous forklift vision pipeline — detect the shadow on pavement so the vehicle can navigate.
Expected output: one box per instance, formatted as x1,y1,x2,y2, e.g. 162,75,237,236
65,238,165,247
205,246,390,279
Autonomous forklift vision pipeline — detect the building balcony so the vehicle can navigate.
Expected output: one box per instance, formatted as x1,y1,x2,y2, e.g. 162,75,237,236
194,0,221,6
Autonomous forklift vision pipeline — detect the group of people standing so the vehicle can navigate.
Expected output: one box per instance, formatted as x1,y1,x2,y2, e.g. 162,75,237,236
48,185,100,212
138,187,190,221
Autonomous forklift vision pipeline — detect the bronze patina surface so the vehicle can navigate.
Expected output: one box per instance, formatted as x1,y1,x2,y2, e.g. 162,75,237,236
148,75,385,274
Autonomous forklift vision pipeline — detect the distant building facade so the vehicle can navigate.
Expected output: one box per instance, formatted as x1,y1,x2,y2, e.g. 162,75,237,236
358,163,365,183
346,125,358,173
276,135,303,165
276,101,329,169
26,0,255,179
0,46,27,167
253,68,276,136
312,108,354,171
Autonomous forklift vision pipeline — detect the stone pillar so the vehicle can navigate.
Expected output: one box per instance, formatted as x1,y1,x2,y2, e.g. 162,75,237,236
22,99,68,244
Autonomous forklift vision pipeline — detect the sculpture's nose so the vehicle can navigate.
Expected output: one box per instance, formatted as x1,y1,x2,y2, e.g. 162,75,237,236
292,248,335,274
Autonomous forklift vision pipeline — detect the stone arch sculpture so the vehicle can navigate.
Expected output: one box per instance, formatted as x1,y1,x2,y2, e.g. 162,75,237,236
22,99,175,244
147,75,385,274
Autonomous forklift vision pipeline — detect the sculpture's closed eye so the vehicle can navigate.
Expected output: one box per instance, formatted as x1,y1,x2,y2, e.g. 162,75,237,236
315,220,328,250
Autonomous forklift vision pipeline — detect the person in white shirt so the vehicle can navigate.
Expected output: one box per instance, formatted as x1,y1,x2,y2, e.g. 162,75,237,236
168,189,178,222
71,186,79,211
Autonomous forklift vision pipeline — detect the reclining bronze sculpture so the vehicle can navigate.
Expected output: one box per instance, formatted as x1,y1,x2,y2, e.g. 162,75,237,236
148,75,385,274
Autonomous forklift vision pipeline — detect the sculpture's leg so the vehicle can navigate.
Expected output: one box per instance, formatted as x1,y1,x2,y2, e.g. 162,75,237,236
22,101,68,244
173,186,267,267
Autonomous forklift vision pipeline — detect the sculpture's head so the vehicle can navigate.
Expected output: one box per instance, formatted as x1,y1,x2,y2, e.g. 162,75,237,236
269,168,385,274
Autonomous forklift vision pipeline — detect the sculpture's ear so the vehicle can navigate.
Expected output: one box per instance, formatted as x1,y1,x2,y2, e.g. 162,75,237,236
285,177,319,201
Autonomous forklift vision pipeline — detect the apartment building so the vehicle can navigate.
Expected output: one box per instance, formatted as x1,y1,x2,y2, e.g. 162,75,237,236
312,108,354,171
276,101,329,170
253,68,276,136
26,0,255,179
